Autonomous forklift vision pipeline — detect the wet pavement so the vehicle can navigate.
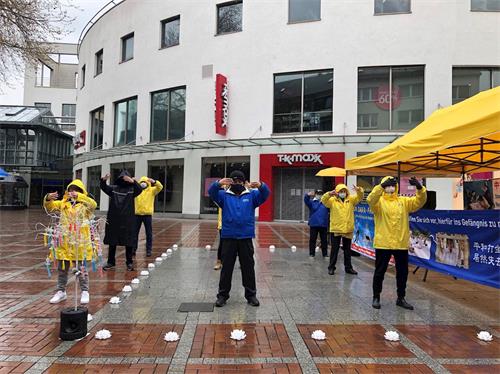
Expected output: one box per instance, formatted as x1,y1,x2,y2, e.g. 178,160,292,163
0,209,498,373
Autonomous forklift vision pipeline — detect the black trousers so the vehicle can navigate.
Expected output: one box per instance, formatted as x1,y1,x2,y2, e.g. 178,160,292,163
328,235,353,271
309,227,328,256
217,238,256,300
107,245,134,266
134,215,153,253
372,249,409,299
217,230,223,261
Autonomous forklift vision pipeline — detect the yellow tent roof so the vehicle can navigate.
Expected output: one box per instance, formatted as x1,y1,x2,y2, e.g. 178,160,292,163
346,86,500,177
316,167,346,177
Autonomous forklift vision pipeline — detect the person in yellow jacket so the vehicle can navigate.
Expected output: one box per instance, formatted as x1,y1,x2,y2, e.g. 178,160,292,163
214,207,223,270
133,176,163,257
321,184,364,276
367,176,427,310
43,179,97,305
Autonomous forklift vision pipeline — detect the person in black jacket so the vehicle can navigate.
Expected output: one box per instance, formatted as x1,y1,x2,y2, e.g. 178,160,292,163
100,170,143,271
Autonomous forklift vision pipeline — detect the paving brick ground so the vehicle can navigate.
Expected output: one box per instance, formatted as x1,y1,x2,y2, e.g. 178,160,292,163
0,362,35,373
44,363,169,373
316,363,435,373
185,363,302,374
0,323,60,356
443,364,500,373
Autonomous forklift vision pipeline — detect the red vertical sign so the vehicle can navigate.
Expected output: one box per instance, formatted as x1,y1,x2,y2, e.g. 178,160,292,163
215,74,228,135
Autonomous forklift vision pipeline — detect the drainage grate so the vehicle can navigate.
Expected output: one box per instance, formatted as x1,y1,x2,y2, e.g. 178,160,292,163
178,302,214,313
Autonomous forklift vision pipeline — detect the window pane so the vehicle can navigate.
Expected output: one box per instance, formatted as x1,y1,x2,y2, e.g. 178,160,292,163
492,68,500,87
81,65,86,87
217,1,242,34
62,104,76,123
289,0,321,22
151,91,169,141
375,0,411,14
95,50,103,75
127,99,137,144
392,66,424,131
357,67,390,130
303,111,332,132
471,0,500,11
162,17,180,48
122,35,134,61
91,107,104,149
115,102,127,146
169,88,186,140
274,73,302,115
452,68,493,103
35,63,43,86
273,114,301,133
42,64,51,87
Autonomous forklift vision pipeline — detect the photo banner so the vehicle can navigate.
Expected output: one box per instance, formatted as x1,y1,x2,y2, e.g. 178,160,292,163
353,204,500,289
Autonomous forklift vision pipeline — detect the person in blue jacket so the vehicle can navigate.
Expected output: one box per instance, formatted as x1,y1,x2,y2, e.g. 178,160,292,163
208,170,270,308
304,190,329,258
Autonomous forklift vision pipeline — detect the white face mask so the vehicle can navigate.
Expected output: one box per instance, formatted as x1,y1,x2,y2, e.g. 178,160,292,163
140,182,148,189
385,186,396,194
338,192,347,199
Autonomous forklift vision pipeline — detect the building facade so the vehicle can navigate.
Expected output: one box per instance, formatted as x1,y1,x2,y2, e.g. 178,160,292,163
74,0,500,219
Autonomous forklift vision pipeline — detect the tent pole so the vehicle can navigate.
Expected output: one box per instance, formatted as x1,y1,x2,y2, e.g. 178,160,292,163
397,162,401,181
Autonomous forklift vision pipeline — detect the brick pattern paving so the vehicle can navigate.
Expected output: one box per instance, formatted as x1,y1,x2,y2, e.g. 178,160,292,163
316,363,434,373
0,297,25,312
297,324,415,358
45,363,169,373
190,324,296,358
65,323,184,357
7,296,109,318
396,325,500,358
443,364,500,373
185,363,302,374
0,323,60,356
0,361,35,373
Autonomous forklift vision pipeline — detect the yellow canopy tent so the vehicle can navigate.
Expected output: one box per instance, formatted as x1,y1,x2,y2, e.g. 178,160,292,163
315,167,346,177
346,86,500,177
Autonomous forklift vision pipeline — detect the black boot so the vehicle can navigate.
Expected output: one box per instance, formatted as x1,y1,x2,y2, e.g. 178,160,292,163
215,296,227,307
328,268,335,275
345,268,358,275
247,296,260,307
372,296,381,309
396,298,414,310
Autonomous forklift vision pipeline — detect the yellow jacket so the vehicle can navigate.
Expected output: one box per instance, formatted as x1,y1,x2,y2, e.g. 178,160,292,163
217,207,222,230
135,176,163,215
321,184,364,235
367,176,427,250
43,179,97,261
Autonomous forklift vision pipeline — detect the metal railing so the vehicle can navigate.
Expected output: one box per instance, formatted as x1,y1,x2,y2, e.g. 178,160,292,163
41,116,76,131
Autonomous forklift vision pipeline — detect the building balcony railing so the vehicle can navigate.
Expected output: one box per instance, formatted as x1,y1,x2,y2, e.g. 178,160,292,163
41,116,76,132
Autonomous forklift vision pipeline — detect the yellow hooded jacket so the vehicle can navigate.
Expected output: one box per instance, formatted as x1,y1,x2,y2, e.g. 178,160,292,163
135,176,163,215
321,184,364,236
367,176,427,250
43,179,97,261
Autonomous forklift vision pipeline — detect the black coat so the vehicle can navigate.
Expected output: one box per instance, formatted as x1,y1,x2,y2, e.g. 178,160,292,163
100,171,143,247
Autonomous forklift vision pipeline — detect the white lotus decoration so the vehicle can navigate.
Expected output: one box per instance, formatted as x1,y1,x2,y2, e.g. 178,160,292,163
315,246,320,252
477,331,493,341
87,314,93,322
109,296,121,304
122,285,132,292
384,331,400,342
167,248,173,254
291,245,297,252
230,329,246,340
95,329,111,340
155,257,163,263
164,331,180,342
161,253,168,258
131,278,140,284
205,245,211,250
173,244,178,251
140,270,149,276
311,330,326,340
269,245,275,252
148,263,155,269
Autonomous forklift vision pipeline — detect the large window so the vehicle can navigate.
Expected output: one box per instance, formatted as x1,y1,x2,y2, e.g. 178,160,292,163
121,33,134,62
151,87,186,142
452,67,500,104
95,49,103,76
114,97,137,146
217,1,242,35
149,159,184,213
289,0,321,23
35,62,51,87
357,66,424,131
161,16,180,48
471,0,500,11
274,69,333,133
87,165,102,208
200,156,250,214
61,104,76,124
90,107,104,150
374,0,411,14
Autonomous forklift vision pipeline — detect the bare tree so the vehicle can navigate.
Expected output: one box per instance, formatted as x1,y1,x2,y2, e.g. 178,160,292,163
0,0,74,89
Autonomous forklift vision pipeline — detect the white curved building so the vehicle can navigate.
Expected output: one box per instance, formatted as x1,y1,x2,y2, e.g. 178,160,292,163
74,0,500,220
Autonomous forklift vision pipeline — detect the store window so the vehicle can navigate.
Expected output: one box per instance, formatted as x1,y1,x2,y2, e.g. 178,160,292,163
90,107,104,150
148,159,184,213
357,65,424,131
110,162,135,183
121,33,134,62
87,165,102,208
95,49,103,76
35,62,52,87
452,67,500,104
61,104,76,124
161,16,180,48
374,0,411,14
471,0,500,11
289,0,321,23
217,1,242,35
114,97,137,146
274,69,333,133
200,156,250,214
151,87,186,142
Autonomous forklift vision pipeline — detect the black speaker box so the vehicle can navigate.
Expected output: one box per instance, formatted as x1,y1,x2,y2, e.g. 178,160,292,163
422,190,436,210
60,306,88,341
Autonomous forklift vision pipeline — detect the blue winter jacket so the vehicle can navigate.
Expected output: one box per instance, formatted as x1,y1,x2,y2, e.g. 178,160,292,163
209,181,270,239
304,194,329,228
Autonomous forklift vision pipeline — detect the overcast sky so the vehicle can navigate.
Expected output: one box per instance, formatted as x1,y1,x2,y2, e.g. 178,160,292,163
0,0,110,106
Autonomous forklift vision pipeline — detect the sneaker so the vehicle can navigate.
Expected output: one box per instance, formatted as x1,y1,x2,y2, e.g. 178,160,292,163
103,264,115,271
247,296,260,307
372,297,381,309
215,296,227,307
50,291,67,304
396,298,414,310
214,260,222,270
80,291,90,304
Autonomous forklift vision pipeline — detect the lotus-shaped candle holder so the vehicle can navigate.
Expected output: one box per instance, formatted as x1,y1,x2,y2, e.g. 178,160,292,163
167,248,173,254
122,285,132,292
384,331,400,342
87,314,93,322
155,257,163,263
109,296,121,304
477,331,493,341
164,331,180,342
95,329,111,340
131,278,140,284
205,245,211,250
230,329,246,340
140,270,149,276
148,263,155,269
311,330,326,340
173,244,178,251
315,246,320,252
161,253,168,258
269,245,275,252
